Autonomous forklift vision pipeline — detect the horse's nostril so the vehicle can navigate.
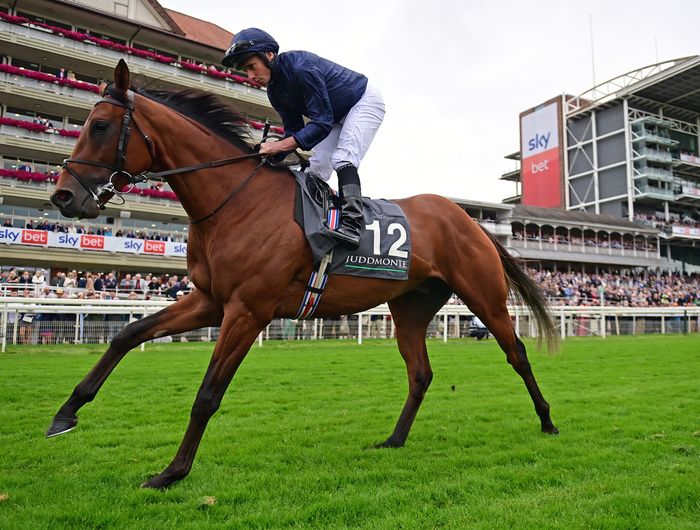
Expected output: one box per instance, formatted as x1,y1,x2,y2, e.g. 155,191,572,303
52,190,73,206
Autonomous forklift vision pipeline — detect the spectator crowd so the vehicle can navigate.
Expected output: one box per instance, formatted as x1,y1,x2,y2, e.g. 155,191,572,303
634,213,700,232
531,269,700,307
3,267,699,308
0,268,193,300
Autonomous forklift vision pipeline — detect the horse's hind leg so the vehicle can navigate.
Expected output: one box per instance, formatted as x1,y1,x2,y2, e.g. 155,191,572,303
376,281,451,448
450,270,558,434
46,290,222,437
479,305,557,433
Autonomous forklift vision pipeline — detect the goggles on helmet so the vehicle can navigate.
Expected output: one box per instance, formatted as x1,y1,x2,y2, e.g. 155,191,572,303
226,40,255,56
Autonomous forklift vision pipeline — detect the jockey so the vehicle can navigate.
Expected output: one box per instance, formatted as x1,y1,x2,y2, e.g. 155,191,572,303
222,28,385,249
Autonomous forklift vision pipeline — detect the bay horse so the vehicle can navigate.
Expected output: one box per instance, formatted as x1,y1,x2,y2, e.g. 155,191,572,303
48,60,558,489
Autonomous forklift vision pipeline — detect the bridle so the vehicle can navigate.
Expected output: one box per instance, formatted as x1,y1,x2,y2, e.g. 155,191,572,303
62,89,156,209
61,87,266,223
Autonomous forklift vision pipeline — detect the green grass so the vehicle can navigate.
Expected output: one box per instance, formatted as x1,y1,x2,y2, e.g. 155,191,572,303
1,335,698,529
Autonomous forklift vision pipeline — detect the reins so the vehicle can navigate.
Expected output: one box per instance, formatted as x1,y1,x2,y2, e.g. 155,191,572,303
147,152,263,180
188,159,266,224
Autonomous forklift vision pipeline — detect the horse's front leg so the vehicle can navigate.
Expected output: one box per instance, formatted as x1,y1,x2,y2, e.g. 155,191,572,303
46,290,222,437
142,303,265,489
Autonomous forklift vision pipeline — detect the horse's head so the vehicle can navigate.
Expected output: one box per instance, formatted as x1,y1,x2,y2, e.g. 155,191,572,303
51,60,155,218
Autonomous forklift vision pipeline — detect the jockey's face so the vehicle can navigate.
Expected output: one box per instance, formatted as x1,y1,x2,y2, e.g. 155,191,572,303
240,52,275,87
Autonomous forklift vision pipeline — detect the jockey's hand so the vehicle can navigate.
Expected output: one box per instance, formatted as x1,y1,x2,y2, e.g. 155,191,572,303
259,136,299,157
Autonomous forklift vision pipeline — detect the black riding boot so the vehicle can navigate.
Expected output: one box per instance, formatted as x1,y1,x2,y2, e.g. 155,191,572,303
332,164,364,249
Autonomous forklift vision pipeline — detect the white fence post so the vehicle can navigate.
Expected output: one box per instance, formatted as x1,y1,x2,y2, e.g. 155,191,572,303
443,311,448,342
1,303,7,353
74,313,80,344
358,313,363,345
560,308,566,340
12,310,19,346
600,311,606,338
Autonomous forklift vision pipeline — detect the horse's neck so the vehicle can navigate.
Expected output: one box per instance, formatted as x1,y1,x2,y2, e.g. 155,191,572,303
148,110,260,223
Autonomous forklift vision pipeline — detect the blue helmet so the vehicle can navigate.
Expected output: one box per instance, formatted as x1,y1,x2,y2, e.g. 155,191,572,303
222,28,279,68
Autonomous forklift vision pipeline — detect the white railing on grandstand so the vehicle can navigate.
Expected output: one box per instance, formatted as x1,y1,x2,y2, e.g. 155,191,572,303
0,124,76,148
639,147,673,162
509,238,658,258
1,297,698,352
0,71,101,106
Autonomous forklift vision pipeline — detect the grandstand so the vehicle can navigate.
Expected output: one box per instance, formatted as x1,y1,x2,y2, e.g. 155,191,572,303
0,0,278,276
500,57,700,273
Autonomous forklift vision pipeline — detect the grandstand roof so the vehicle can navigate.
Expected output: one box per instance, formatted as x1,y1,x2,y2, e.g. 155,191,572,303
510,205,659,234
164,9,233,51
567,55,700,120
143,0,184,34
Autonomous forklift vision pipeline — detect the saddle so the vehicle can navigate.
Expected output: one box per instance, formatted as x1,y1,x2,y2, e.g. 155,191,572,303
292,171,411,281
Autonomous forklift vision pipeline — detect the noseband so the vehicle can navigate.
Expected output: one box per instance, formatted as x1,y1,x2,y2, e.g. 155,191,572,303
62,89,155,209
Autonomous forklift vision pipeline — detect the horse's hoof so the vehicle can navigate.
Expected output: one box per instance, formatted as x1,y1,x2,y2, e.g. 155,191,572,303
141,471,182,490
45,415,78,438
542,425,559,435
366,438,403,450
141,477,168,490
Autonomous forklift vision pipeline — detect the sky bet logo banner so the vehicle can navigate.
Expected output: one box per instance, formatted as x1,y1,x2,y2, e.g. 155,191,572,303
520,101,562,208
0,227,187,257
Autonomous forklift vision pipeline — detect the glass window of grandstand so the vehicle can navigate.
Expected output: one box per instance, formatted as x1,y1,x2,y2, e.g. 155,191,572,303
76,28,126,45
66,117,84,133
4,106,63,127
8,58,98,85
10,58,54,76
0,205,53,228
132,42,174,59
670,130,699,158
16,12,72,31
2,156,61,175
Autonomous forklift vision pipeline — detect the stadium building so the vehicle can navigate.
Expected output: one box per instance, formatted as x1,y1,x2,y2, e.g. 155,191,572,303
501,56,700,273
0,0,279,277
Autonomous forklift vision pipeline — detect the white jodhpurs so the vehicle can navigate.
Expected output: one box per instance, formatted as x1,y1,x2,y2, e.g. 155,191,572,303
306,84,385,182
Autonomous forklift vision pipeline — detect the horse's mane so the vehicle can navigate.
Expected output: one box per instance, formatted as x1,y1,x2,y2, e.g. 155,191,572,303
134,87,254,152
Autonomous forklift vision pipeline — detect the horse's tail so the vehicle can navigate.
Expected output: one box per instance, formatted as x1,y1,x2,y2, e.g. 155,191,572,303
478,225,559,352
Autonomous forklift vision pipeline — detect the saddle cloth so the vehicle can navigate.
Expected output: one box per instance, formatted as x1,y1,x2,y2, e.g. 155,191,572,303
292,171,411,280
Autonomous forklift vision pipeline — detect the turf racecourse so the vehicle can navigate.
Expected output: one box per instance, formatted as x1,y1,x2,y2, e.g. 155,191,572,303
1,336,698,529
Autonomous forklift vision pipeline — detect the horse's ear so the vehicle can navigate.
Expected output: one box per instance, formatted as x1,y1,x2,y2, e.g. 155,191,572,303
114,59,130,92
98,81,108,96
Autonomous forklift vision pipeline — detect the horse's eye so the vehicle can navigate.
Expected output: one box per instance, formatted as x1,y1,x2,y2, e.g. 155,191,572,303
92,121,110,133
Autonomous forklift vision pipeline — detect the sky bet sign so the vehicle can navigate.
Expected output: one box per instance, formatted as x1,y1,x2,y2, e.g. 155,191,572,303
0,227,187,257
520,101,562,208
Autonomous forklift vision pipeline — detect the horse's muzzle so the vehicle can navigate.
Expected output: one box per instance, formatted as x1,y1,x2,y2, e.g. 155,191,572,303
50,188,99,219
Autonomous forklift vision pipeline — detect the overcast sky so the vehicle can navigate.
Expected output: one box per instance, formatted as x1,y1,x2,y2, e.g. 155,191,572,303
161,0,699,203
